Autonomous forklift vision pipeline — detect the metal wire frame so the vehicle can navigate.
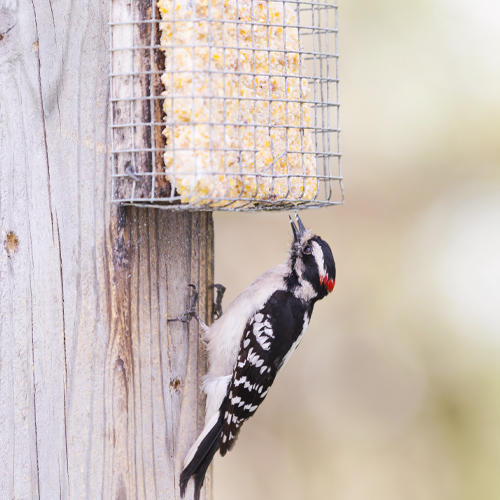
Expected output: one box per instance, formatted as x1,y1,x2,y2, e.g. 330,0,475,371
109,0,343,211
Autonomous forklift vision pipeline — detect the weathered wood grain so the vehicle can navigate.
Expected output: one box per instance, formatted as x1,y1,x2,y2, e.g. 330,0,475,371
110,0,169,201
0,0,213,498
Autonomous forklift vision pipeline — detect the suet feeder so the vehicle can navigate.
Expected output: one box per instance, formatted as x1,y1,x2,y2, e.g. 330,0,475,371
109,0,342,211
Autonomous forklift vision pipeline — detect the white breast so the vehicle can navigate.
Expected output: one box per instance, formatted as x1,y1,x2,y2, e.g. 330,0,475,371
204,263,288,377
202,264,288,422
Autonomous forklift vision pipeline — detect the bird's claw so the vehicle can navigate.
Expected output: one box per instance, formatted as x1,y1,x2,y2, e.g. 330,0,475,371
168,284,201,323
167,283,226,326
213,284,226,319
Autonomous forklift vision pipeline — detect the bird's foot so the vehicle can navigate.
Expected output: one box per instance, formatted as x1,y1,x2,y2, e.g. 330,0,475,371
213,284,226,319
168,283,226,328
168,284,207,329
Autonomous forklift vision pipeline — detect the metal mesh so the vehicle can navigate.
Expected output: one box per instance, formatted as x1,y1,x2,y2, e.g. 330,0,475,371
109,0,342,211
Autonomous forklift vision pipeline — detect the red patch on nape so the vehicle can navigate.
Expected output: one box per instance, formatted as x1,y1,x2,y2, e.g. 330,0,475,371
320,276,335,293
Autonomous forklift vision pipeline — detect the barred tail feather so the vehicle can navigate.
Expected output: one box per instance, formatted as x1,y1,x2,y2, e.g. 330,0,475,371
180,411,223,500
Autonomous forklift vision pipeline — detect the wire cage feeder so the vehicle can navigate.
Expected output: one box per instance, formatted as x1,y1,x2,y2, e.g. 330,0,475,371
109,0,342,211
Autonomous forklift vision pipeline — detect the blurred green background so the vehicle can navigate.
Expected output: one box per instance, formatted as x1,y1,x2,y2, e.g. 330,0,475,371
212,0,500,498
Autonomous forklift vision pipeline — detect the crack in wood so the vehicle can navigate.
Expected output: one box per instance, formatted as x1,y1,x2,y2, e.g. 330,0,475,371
30,0,55,240
56,216,70,495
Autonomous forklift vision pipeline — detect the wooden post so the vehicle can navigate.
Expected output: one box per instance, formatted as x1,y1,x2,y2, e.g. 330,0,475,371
0,1,213,499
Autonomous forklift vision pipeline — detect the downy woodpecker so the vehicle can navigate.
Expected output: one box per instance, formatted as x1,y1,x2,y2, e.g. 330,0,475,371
180,214,336,499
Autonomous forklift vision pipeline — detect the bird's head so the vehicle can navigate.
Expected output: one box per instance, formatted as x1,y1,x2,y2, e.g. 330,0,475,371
286,213,336,302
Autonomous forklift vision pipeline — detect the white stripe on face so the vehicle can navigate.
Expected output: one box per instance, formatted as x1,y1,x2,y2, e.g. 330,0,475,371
311,241,326,277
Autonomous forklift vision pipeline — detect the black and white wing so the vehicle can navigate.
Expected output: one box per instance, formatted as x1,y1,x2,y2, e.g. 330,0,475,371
219,290,313,456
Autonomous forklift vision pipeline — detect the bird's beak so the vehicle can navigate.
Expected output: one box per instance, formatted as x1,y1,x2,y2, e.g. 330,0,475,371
295,213,306,236
289,215,300,242
289,212,306,242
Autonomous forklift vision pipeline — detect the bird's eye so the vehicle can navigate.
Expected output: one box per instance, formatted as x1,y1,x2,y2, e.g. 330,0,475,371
303,245,312,255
